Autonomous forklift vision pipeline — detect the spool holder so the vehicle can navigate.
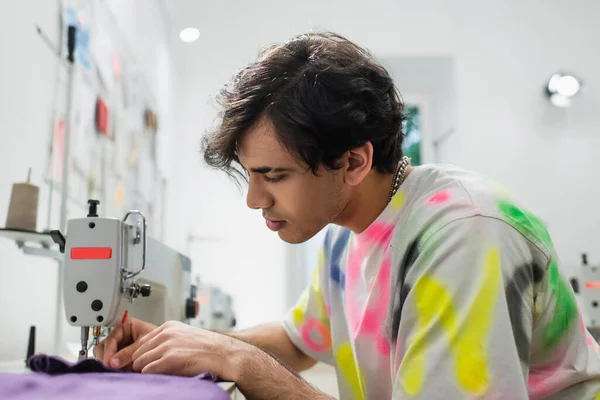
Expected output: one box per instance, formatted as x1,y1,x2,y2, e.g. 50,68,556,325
0,229,63,262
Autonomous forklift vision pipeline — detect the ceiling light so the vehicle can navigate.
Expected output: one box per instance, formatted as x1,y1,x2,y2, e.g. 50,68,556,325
545,72,582,108
179,27,200,43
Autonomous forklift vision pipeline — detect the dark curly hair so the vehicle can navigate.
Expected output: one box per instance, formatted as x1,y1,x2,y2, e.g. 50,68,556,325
201,32,406,182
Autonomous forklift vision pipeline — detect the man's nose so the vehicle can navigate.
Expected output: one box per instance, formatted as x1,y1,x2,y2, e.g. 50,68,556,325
246,181,273,210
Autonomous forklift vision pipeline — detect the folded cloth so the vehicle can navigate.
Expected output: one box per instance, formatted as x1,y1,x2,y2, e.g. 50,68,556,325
0,354,228,400
26,354,220,381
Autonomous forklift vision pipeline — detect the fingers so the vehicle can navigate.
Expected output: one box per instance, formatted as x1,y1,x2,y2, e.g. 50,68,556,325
141,358,170,375
93,340,105,361
139,350,191,376
132,327,166,362
132,343,167,372
110,340,142,369
93,317,161,370
102,324,126,367
94,317,134,367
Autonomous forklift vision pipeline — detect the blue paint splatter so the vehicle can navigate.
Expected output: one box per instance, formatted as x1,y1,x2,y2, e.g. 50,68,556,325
329,229,350,289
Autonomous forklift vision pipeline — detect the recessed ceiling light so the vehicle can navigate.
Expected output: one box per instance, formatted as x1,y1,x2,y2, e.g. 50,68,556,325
179,27,200,43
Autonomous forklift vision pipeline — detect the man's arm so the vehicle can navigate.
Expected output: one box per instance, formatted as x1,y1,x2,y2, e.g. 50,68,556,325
224,322,318,372
232,343,333,400
122,320,332,399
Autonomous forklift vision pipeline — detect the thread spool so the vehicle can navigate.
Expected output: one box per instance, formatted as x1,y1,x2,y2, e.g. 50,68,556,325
5,168,39,232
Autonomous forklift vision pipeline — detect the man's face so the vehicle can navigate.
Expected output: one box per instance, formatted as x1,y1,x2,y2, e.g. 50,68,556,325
237,119,348,244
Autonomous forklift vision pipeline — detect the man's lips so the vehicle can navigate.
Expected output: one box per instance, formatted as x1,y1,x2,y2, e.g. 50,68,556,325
265,218,286,232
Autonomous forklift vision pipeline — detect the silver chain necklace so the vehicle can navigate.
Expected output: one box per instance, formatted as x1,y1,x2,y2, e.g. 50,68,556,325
387,156,410,204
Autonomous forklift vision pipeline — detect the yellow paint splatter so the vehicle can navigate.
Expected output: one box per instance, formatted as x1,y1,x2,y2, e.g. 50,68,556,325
317,249,324,269
294,261,329,325
292,290,308,324
453,247,500,394
401,275,457,395
490,181,510,196
400,246,501,396
309,263,329,321
311,260,322,293
391,190,406,210
336,343,365,400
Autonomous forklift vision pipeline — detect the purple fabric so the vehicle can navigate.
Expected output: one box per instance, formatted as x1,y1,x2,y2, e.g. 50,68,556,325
0,354,229,400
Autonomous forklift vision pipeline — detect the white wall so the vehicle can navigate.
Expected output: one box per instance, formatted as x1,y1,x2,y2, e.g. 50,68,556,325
0,0,174,362
449,2,600,276
0,0,64,363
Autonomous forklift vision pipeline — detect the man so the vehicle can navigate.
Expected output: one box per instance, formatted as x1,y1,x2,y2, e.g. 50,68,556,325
95,32,600,399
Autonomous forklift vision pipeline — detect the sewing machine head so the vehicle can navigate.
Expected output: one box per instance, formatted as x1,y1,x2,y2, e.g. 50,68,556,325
51,199,197,360
51,200,152,359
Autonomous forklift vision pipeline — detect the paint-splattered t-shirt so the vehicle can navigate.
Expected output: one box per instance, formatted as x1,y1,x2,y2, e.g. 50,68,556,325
282,164,600,399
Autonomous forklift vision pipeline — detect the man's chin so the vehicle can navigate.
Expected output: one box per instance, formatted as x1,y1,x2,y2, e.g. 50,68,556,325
277,228,313,244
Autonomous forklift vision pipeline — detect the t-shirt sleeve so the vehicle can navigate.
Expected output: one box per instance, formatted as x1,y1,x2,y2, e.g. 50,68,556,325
281,234,335,366
392,215,540,399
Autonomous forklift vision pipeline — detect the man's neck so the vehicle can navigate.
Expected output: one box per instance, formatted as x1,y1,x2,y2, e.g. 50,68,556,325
336,166,414,233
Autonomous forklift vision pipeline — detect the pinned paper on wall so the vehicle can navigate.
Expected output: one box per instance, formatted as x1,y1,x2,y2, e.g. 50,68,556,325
70,71,97,177
50,119,65,182
61,0,94,70
115,181,125,212
91,18,117,92
52,0,167,236
128,135,142,169
95,96,109,136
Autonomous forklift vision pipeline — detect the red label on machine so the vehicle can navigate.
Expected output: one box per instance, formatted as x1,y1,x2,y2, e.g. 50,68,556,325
71,247,113,259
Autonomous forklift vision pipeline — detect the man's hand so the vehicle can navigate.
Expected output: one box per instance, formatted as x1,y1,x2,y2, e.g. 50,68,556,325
94,317,156,369
131,320,247,381
96,319,332,399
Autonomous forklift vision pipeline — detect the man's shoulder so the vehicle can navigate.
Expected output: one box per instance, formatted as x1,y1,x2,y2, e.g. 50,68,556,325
400,164,553,256
405,164,510,211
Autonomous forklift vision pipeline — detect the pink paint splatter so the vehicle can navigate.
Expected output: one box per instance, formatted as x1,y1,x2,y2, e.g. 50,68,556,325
350,259,391,334
527,346,571,398
346,227,396,357
579,313,598,348
301,317,332,353
528,373,562,399
361,222,395,248
427,190,452,205
375,334,391,357
352,259,392,359
347,223,395,286
346,241,366,284
345,242,369,331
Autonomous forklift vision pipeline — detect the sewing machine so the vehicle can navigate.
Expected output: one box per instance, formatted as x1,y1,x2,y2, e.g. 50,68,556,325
191,281,237,331
50,199,198,360
570,253,600,341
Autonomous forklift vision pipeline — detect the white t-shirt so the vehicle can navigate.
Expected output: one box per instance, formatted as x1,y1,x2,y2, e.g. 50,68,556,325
282,164,600,399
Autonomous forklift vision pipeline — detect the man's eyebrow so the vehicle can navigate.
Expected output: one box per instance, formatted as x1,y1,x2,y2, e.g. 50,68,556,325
249,167,289,174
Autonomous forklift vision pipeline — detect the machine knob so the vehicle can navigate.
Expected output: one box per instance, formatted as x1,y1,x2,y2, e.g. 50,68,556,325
185,298,198,319
583,253,589,266
140,285,151,297
87,199,100,217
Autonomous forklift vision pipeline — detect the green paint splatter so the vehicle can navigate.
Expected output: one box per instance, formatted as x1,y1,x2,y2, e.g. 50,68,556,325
497,200,553,249
497,201,577,349
542,260,578,349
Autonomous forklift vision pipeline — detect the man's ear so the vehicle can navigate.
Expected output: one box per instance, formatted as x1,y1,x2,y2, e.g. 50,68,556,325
343,142,373,186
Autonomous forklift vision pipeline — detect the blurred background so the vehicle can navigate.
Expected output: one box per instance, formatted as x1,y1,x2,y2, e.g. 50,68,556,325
0,0,598,396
